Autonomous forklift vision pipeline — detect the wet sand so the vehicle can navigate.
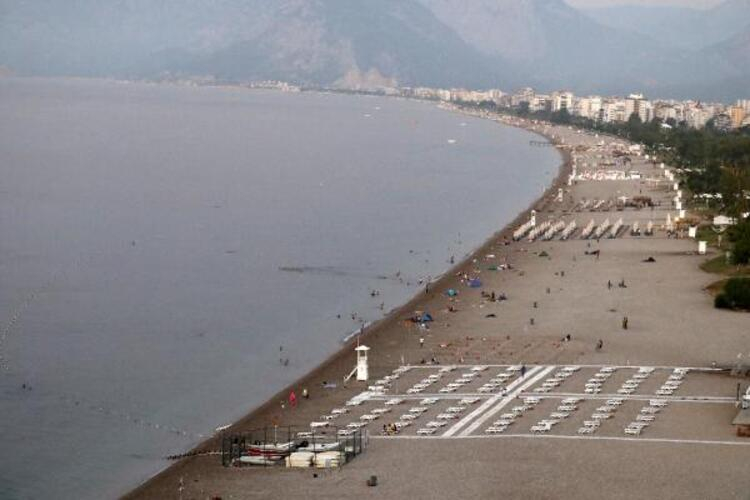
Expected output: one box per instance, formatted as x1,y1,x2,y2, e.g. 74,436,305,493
125,113,750,499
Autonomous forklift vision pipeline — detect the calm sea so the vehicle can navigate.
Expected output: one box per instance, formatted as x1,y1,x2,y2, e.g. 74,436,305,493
0,78,559,499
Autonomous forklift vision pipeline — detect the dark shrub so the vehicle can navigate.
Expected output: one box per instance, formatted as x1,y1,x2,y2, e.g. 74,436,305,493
720,278,750,310
714,293,731,309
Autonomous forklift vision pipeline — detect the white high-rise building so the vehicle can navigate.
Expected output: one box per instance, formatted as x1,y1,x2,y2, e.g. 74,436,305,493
552,91,575,112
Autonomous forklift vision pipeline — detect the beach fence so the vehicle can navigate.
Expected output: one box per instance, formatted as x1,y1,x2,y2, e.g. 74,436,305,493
221,426,368,469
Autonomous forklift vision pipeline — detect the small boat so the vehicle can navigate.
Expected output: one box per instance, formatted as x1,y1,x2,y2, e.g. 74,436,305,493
239,455,281,466
296,442,341,453
247,441,296,453
246,441,296,461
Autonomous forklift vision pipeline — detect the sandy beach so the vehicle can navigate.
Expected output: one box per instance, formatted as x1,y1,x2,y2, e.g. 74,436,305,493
125,111,750,499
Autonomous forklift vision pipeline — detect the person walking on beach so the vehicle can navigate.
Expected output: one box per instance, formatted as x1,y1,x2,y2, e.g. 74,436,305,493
596,339,603,351
521,365,527,377
419,337,425,348
622,316,629,330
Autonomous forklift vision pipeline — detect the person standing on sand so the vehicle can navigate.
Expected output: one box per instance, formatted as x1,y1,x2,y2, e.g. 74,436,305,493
521,365,527,377
596,339,603,351
419,337,424,348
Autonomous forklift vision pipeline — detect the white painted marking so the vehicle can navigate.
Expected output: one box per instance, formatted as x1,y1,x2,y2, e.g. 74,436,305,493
519,392,736,404
459,366,556,437
402,364,722,372
442,366,543,437
372,433,750,447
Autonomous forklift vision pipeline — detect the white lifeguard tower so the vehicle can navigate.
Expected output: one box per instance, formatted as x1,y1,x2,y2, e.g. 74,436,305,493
345,345,371,382
355,345,370,381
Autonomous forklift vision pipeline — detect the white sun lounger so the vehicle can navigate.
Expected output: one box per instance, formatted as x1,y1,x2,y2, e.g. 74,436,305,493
384,398,403,406
360,414,378,422
446,406,467,414
426,420,447,428
562,398,582,404
641,407,660,414
417,428,436,436
406,388,424,394
636,414,655,422
591,413,611,420
600,367,616,373
310,421,330,428
624,427,642,436
485,426,507,434
439,387,456,393
437,413,459,420
578,426,596,434
459,397,480,405
371,408,391,415
471,366,488,372
558,405,577,412
409,407,428,414
331,408,349,415
649,399,668,407
530,424,551,433
421,398,438,405
399,414,417,421
337,429,355,436
347,422,367,429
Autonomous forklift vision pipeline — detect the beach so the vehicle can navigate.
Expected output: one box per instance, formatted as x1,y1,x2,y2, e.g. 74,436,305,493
126,112,750,499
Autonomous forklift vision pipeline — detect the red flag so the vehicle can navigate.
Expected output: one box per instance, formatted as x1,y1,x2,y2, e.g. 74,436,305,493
289,391,297,407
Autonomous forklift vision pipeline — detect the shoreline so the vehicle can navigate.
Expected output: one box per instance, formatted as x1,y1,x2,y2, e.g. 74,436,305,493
124,107,572,498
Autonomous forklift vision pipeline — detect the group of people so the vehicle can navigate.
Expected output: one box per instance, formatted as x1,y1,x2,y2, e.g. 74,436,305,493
382,423,399,435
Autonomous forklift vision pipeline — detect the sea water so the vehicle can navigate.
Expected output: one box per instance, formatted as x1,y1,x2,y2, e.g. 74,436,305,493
0,78,559,499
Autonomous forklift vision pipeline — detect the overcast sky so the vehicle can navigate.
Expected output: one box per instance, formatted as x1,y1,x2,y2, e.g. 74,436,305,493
565,0,723,8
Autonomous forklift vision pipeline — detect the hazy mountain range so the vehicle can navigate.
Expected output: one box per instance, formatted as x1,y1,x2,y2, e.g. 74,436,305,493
0,0,748,101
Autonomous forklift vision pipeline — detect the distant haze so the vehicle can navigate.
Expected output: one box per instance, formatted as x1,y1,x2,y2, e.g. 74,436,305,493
0,0,748,100
566,0,721,8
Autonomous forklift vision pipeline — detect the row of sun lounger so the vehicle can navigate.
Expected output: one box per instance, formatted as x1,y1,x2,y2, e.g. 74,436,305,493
624,399,669,436
533,365,579,393
655,368,688,396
